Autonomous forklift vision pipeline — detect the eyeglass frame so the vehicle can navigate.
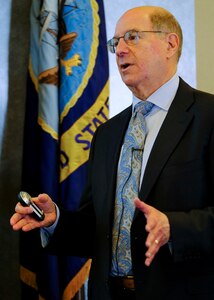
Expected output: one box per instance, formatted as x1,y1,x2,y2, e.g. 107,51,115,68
107,29,169,54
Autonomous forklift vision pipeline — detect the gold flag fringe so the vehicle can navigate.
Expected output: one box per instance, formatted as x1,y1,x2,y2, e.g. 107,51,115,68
63,259,92,300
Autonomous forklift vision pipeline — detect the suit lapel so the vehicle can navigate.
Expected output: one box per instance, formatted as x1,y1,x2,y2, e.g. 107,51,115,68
138,79,195,202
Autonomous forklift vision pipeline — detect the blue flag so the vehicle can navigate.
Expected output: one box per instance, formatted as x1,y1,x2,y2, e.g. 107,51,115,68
20,0,109,299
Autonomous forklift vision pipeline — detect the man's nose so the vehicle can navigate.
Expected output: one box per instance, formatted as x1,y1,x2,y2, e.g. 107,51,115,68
115,37,129,55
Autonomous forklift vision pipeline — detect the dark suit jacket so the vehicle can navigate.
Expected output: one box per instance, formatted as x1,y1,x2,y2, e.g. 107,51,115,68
48,79,214,300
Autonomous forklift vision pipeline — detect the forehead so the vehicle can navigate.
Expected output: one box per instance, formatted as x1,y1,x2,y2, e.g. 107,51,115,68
115,9,152,36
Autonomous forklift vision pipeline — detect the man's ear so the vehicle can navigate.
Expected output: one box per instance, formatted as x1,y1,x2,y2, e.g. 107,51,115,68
166,33,179,59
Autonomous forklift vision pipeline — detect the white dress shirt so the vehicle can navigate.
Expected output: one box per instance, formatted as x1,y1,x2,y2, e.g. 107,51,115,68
135,73,179,184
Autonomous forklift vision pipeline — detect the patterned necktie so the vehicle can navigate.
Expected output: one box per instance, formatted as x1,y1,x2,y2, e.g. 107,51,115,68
111,101,154,276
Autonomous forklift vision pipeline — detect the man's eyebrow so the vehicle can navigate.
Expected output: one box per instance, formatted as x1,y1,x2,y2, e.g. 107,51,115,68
113,28,139,38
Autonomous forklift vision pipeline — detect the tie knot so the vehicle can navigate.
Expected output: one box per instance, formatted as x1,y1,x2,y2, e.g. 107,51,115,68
134,101,154,116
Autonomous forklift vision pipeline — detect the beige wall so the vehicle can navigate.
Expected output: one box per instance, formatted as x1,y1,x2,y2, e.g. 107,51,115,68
195,0,214,94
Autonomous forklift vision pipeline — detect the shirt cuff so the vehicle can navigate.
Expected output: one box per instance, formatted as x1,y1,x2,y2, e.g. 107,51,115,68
40,204,60,247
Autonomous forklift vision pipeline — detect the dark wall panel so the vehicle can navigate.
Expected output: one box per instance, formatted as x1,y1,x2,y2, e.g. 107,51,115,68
0,1,31,299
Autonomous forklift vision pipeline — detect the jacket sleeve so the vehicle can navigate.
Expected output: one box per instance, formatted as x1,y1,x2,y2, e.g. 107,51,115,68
166,126,214,262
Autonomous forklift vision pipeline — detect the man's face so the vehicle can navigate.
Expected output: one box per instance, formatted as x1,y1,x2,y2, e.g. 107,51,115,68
114,9,169,96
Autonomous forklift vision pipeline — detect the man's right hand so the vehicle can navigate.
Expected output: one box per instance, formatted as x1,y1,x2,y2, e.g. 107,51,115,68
10,193,57,232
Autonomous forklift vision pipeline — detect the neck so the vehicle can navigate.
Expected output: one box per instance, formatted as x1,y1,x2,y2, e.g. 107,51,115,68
130,69,177,100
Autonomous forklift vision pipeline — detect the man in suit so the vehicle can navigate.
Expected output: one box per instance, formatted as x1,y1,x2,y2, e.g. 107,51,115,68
11,6,214,300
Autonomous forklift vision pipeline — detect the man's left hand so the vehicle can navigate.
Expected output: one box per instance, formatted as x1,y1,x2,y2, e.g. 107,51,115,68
134,198,170,266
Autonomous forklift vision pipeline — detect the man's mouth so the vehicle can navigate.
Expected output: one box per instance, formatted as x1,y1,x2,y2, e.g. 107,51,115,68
120,63,131,70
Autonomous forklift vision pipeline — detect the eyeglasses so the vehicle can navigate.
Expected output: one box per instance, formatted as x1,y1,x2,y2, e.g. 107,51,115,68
107,30,168,53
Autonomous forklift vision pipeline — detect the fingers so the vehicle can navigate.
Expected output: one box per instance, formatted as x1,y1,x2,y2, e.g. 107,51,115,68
35,193,56,214
145,218,170,266
154,239,159,245
10,202,33,226
15,202,33,214
10,202,39,231
134,198,170,267
134,198,156,231
10,211,41,231
10,212,23,227
10,214,38,231
134,198,151,217
10,193,57,232
34,193,50,204
145,235,163,266
30,194,47,209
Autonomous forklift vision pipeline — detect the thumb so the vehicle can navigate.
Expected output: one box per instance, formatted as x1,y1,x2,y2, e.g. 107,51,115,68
37,193,51,203
134,198,151,216
32,193,53,213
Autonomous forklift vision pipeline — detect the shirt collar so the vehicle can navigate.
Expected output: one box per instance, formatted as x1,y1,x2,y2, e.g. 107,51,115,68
132,73,180,112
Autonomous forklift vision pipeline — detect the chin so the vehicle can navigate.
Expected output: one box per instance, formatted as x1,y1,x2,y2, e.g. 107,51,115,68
122,77,136,89
121,74,133,85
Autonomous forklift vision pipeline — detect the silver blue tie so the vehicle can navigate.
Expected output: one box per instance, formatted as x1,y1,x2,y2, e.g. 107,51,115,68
111,101,154,276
